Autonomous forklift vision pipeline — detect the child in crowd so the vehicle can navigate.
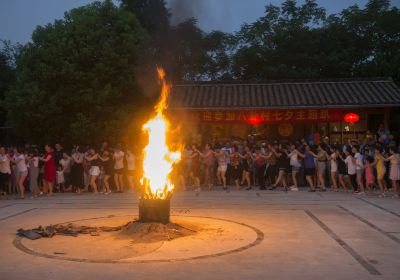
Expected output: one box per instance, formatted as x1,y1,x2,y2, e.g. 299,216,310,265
56,164,65,192
365,156,375,196
60,153,72,192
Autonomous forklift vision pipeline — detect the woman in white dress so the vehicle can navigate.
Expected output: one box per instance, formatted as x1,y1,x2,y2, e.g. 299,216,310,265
330,147,339,192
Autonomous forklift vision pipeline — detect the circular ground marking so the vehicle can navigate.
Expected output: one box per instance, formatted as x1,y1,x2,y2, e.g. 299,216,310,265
13,215,264,263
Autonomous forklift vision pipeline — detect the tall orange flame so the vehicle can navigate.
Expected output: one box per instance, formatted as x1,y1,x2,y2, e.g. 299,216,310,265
140,68,181,199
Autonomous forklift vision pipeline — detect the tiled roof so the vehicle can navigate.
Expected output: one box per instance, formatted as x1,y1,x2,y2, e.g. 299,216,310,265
168,78,400,110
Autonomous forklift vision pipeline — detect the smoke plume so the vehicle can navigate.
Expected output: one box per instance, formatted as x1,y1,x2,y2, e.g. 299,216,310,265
167,0,207,25
167,0,233,31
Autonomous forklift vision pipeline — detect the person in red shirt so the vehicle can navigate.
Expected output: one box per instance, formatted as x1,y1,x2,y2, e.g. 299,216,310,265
40,144,56,196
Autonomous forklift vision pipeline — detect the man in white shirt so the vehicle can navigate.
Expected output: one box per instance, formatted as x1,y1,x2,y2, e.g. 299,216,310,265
352,146,365,193
344,154,356,175
344,150,360,193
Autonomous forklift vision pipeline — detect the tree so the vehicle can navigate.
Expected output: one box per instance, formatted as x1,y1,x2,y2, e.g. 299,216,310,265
161,18,208,81
200,31,235,80
232,0,327,80
155,19,234,81
231,0,400,83
5,0,146,144
119,0,233,82
119,0,173,97
0,40,20,127
119,0,170,34
335,0,400,82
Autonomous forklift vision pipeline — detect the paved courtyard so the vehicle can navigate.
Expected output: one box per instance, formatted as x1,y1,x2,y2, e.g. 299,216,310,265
0,190,399,280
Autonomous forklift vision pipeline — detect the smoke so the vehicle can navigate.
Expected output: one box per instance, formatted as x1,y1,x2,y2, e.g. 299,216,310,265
134,0,234,99
166,0,232,30
167,0,206,25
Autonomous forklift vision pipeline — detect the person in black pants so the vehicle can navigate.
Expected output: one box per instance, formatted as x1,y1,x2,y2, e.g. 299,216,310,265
0,172,9,196
265,144,277,187
344,150,359,193
253,148,268,190
0,147,11,196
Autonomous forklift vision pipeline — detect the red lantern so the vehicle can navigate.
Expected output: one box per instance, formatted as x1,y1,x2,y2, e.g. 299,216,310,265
344,113,359,123
249,115,262,125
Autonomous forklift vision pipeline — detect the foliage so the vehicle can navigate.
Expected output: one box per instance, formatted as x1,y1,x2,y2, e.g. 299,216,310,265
232,0,400,82
5,0,146,144
118,0,399,83
119,0,232,81
0,40,20,126
335,0,400,82
119,0,170,34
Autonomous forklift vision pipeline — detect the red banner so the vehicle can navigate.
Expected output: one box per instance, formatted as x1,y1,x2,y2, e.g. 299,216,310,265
179,109,344,124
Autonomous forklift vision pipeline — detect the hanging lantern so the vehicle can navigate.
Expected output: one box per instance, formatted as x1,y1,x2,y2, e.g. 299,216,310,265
344,113,359,123
248,115,262,125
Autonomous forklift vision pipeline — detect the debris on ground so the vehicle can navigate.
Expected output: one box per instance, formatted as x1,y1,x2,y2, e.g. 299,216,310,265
17,220,199,242
17,222,128,240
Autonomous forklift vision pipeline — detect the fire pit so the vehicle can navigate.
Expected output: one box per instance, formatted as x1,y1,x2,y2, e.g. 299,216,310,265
12,68,265,266
139,198,171,224
138,68,181,224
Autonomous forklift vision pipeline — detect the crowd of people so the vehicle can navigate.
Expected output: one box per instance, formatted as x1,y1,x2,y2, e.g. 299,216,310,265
0,135,399,199
0,142,137,199
176,136,400,198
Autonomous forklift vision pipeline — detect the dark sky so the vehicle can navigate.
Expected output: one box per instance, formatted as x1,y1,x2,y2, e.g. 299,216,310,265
0,0,398,44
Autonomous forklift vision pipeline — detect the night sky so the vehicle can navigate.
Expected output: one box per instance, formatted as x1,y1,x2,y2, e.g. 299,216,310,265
0,0,398,44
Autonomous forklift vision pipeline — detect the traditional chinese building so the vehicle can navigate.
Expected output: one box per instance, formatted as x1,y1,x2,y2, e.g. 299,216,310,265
168,78,400,144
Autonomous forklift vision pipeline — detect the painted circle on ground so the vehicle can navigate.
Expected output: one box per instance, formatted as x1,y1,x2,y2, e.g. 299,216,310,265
13,215,264,263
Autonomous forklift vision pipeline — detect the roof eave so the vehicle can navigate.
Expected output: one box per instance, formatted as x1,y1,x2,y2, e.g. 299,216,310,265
169,104,400,111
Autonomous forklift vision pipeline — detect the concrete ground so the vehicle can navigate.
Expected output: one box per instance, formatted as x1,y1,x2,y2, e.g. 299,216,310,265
0,189,399,280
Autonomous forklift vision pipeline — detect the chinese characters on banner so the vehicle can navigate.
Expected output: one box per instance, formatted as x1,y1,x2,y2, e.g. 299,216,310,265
183,109,344,124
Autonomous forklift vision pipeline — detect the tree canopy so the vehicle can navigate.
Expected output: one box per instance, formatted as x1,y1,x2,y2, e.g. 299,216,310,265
0,40,19,126
117,0,399,83
5,0,146,144
232,0,400,81
119,0,170,34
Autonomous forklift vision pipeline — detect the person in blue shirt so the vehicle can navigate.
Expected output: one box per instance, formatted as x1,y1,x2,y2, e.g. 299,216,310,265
303,145,318,192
